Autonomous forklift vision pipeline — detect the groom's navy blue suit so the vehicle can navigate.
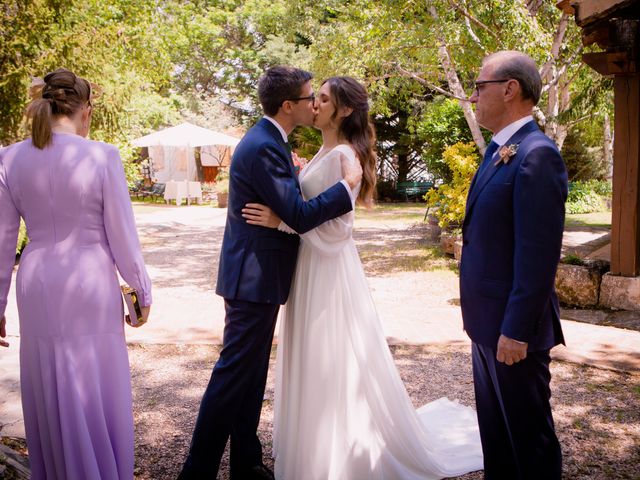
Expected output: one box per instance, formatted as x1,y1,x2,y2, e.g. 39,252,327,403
460,120,567,479
181,118,352,478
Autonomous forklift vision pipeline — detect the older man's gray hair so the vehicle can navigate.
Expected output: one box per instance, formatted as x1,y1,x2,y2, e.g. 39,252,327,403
484,51,542,105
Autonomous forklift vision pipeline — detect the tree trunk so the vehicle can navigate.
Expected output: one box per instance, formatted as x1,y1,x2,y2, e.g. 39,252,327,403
603,111,613,179
540,14,569,82
194,147,204,182
429,6,487,154
545,64,559,140
525,0,545,16
555,75,571,150
540,13,573,148
396,152,410,183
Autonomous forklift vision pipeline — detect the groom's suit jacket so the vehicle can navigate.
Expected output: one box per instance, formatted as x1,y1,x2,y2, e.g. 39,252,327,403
460,121,567,351
216,118,353,305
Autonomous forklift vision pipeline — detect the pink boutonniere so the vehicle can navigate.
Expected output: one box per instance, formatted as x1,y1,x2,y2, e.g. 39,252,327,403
494,144,519,166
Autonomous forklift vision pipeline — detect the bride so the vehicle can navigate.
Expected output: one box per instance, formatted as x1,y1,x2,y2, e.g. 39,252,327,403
242,76,483,479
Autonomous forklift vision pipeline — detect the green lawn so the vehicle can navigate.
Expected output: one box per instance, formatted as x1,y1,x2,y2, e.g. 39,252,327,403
130,198,611,231
565,211,611,229
356,202,427,223
358,203,612,231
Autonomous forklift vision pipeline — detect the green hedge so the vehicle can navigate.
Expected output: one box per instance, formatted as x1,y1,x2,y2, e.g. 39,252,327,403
566,180,611,214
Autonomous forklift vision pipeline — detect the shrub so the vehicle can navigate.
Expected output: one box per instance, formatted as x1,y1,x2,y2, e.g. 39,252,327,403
16,218,28,256
562,126,609,181
214,168,229,194
424,142,479,229
412,97,478,183
586,179,612,197
562,254,585,266
566,180,611,214
376,179,396,201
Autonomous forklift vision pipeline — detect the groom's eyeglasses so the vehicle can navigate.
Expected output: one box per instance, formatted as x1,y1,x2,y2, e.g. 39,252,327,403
473,79,511,96
286,93,315,104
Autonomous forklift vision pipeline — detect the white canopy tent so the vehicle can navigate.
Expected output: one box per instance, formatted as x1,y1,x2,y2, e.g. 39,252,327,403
132,122,241,182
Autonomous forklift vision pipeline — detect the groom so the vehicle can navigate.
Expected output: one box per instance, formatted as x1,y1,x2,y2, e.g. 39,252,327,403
178,66,361,479
460,51,567,479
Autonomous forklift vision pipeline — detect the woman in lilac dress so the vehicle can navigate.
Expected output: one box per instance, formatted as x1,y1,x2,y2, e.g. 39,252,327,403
0,68,152,479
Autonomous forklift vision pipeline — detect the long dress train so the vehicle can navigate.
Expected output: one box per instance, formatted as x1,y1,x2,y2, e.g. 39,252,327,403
273,144,483,479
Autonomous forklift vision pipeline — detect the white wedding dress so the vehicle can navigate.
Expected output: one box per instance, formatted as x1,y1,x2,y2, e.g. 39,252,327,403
273,144,483,479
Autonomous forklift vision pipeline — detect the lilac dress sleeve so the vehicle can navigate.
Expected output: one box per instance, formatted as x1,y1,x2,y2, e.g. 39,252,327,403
0,160,20,318
0,161,20,318
102,147,152,306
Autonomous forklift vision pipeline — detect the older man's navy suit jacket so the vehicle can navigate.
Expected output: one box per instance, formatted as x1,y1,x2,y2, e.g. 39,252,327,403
460,121,568,351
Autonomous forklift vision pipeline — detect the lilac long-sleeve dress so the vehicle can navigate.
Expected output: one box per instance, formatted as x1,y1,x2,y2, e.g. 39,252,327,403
0,132,152,480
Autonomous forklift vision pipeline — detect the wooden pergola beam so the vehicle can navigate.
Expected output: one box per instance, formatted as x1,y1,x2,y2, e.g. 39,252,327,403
611,74,640,276
557,0,638,27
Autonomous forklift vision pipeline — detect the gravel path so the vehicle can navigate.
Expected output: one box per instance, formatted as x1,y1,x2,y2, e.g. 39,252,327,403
125,205,639,479
2,205,639,478
129,344,640,480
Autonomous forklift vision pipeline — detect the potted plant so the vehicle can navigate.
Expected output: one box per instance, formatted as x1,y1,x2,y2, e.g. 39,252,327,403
214,169,230,208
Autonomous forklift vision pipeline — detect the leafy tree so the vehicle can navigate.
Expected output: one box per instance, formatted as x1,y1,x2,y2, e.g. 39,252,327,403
1,0,613,190
411,97,479,183
0,0,185,174
562,126,608,181
281,0,610,162
1,1,58,144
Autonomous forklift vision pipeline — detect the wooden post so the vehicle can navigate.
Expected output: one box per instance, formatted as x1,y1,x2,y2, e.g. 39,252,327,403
610,73,640,276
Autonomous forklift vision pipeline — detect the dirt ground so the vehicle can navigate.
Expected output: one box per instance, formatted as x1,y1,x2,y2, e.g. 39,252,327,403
129,343,640,480
126,210,639,480
2,206,639,479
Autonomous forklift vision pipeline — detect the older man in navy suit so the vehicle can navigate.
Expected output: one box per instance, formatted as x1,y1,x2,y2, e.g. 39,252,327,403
460,51,567,479
179,66,361,480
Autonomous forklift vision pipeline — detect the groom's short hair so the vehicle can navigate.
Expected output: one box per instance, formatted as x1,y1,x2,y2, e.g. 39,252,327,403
258,66,313,116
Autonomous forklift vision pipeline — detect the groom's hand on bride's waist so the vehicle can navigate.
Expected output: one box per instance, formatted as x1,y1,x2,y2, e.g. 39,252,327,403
496,334,528,366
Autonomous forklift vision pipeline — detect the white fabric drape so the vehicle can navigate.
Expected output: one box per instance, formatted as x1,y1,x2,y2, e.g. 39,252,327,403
148,146,196,182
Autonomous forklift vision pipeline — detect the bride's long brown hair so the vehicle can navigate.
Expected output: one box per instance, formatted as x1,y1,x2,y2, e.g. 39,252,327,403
323,76,377,206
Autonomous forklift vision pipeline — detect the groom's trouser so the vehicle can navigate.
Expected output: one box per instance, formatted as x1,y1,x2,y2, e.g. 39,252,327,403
179,299,280,479
472,342,562,480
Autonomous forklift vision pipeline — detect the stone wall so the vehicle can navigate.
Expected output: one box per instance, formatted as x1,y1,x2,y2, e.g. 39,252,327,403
555,263,602,307
555,261,640,311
